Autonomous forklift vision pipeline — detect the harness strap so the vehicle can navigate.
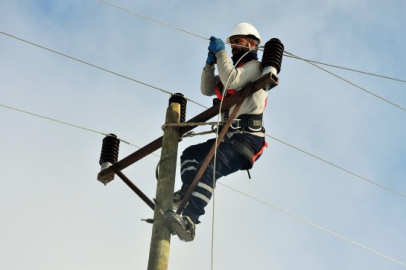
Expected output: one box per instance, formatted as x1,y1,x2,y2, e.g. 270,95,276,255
252,141,268,163
215,83,237,101
230,138,268,170
214,59,251,100
230,140,255,169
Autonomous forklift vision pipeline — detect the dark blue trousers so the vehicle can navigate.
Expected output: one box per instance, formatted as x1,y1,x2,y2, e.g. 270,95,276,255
179,133,265,224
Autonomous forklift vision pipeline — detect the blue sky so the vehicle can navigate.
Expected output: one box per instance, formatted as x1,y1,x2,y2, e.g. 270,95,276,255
1,0,406,269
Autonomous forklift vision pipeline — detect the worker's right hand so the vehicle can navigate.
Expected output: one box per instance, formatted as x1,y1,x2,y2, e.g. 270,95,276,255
208,36,225,55
206,51,216,65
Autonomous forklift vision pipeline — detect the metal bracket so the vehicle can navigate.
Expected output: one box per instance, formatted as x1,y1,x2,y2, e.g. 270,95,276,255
97,71,278,184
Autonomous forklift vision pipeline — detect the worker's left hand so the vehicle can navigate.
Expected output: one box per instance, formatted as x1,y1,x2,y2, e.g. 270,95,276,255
208,36,225,55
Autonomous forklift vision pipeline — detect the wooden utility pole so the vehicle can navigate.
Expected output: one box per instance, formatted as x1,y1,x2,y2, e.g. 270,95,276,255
147,101,181,270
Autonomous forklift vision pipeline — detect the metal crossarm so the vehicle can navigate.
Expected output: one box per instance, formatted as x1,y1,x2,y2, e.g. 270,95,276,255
116,171,156,210
97,72,278,184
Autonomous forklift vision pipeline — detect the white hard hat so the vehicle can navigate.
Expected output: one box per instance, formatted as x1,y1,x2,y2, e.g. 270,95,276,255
226,22,261,44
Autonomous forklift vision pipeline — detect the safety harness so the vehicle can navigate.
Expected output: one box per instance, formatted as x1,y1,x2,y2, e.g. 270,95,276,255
212,56,268,173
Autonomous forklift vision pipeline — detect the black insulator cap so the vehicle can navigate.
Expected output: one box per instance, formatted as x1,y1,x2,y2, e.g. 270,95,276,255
169,93,187,123
99,133,120,165
261,38,284,74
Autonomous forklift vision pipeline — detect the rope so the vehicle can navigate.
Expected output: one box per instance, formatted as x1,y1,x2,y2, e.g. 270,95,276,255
209,49,253,270
220,183,406,268
266,134,406,199
284,50,406,113
211,190,216,270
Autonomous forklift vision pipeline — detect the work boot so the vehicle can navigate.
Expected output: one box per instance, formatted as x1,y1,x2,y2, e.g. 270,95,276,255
173,188,188,211
164,210,195,242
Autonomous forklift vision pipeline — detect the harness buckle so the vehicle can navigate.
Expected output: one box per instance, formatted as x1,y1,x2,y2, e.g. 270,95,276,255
230,119,241,129
248,119,263,132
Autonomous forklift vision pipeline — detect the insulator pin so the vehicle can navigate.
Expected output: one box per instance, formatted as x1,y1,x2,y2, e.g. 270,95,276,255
261,38,284,74
169,93,187,123
99,134,120,181
261,38,284,90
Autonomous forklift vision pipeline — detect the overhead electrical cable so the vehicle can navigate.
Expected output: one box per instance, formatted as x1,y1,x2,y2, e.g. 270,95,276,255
1,28,404,199
92,0,406,85
0,103,143,150
2,102,406,268
283,54,406,84
2,30,404,115
1,98,405,200
1,29,405,199
266,134,406,199
2,5,404,267
0,30,206,108
93,0,209,41
284,51,406,113
220,183,406,268
93,0,406,113
0,103,108,136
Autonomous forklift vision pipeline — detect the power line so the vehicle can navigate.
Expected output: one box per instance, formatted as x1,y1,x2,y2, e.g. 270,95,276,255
283,54,406,84
1,26,403,196
220,183,406,268
93,0,406,85
93,0,209,41
0,30,206,109
2,29,405,117
2,101,405,267
284,51,406,113
2,6,404,267
1,100,404,200
2,16,405,215
0,103,140,148
266,134,406,199
92,0,406,113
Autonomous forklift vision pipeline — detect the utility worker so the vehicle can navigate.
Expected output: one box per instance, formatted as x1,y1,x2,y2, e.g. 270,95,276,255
165,23,268,242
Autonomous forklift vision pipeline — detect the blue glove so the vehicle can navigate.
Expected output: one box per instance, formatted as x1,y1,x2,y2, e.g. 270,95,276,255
206,51,216,65
208,36,225,55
